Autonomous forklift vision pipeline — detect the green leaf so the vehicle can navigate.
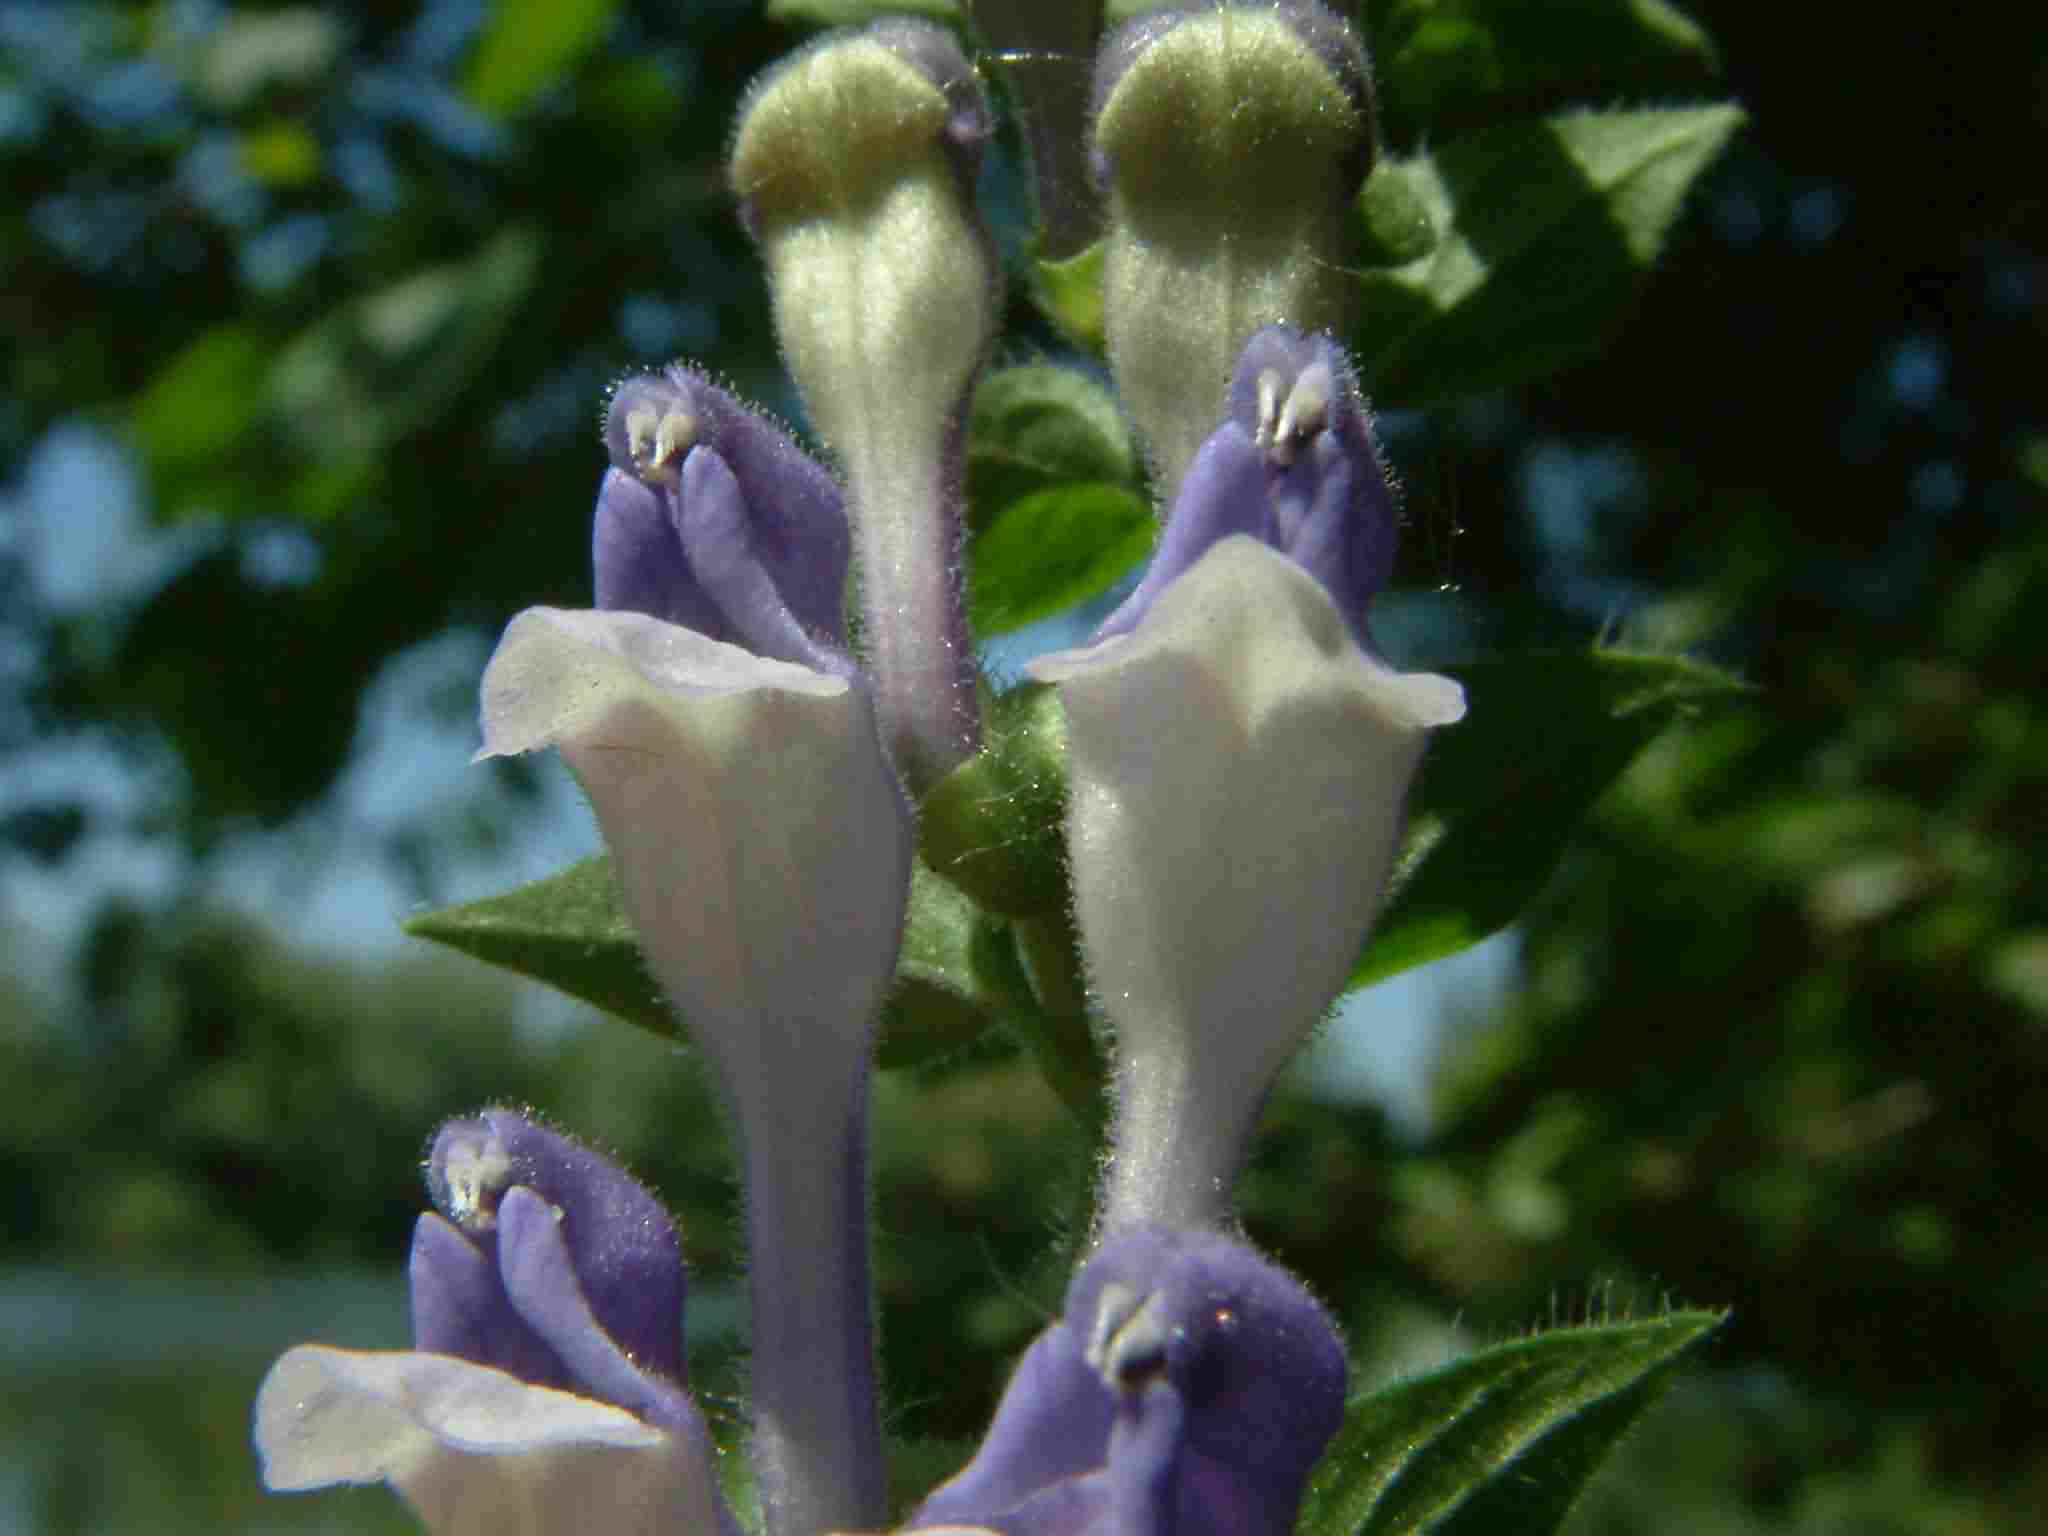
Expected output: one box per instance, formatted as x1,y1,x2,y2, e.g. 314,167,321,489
1352,649,1750,989
1370,0,1720,133
1031,242,1108,353
407,855,1003,1067
1349,106,1744,404
963,363,1150,632
1299,1311,1725,1536
966,362,1140,530
463,0,622,118
969,483,1155,635
405,856,680,1037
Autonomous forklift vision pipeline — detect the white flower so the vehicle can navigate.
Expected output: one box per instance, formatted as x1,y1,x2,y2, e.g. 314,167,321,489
1032,537,1464,1231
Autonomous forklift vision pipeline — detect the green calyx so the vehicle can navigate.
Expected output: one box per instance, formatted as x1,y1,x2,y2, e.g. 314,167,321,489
920,682,1072,918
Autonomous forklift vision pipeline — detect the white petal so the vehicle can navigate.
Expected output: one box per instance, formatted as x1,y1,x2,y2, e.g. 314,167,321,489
477,605,912,1097
1030,538,1463,1229
256,1346,724,1536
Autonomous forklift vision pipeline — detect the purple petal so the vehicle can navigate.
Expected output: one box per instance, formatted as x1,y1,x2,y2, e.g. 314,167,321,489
1094,424,1270,641
598,367,852,656
593,468,730,640
1105,1381,1185,1536
1225,327,1397,631
409,1212,573,1392
1073,1227,1346,1536
1106,327,1399,645
677,447,855,677
675,372,850,644
428,1113,685,1387
910,1322,1115,1528
914,1228,1345,1536
495,1188,704,1437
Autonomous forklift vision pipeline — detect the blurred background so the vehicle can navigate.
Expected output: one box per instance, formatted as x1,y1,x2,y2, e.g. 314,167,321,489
2,0,2043,1531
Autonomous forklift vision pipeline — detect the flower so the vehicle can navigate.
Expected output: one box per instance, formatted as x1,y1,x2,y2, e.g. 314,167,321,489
1030,330,1464,1231
480,381,914,1533
255,1111,733,1536
907,1225,1347,1536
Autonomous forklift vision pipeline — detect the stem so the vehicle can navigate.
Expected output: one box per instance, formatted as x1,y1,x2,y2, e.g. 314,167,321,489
737,1065,886,1536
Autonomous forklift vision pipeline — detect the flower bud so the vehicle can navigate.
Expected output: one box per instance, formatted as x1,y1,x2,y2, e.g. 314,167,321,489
731,21,1000,790
1032,538,1462,1231
1092,2,1373,499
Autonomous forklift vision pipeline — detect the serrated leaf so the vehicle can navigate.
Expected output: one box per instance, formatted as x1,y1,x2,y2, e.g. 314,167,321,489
407,855,1003,1066
1299,1312,1724,1536
1371,0,1720,133
1352,649,1750,989
1350,106,1743,405
969,482,1155,635
463,0,621,117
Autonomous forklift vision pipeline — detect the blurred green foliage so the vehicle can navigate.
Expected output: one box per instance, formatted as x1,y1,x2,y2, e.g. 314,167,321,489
2,0,2044,1532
